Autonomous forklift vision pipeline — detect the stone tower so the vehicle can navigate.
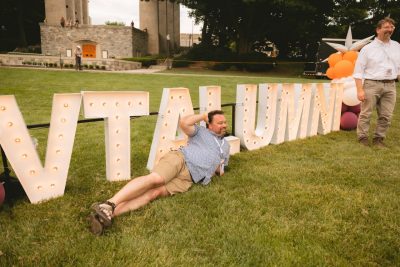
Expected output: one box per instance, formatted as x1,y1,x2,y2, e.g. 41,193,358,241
44,0,89,26
139,0,180,55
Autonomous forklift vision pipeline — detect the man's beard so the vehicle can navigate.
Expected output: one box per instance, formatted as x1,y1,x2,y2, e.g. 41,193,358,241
384,31,393,37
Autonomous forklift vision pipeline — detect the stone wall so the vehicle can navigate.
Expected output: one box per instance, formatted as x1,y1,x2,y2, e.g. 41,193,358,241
0,53,141,71
40,24,148,58
132,30,148,58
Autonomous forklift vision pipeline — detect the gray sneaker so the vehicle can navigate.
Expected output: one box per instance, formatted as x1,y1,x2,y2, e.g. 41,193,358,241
373,137,386,148
358,137,369,146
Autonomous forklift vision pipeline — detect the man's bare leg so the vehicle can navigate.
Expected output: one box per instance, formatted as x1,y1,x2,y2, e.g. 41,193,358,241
93,172,166,221
109,172,165,205
113,186,170,217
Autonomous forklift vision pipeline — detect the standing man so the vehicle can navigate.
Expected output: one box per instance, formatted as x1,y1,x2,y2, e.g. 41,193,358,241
353,17,400,147
74,46,82,71
88,110,230,235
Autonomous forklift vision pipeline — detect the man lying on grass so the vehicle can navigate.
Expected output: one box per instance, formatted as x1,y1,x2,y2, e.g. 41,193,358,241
88,110,231,235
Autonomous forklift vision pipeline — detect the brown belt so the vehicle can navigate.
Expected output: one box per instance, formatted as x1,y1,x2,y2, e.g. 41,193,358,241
366,79,396,83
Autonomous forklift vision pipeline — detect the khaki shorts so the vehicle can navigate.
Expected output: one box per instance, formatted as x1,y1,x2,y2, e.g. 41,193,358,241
152,151,193,195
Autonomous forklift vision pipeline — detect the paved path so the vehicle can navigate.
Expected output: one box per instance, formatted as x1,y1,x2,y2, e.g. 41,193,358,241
1,65,273,79
113,68,164,74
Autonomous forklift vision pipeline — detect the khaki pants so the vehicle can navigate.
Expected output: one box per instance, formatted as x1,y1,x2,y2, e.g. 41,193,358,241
357,80,397,140
152,151,193,195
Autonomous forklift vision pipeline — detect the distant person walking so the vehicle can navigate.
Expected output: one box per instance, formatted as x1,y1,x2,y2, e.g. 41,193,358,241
75,46,82,71
60,16,65,27
353,17,400,147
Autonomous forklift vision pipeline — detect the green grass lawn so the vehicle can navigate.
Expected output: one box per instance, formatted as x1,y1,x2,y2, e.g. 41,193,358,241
0,67,399,266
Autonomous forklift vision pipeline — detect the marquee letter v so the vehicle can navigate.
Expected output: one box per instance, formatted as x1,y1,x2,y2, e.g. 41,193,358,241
0,94,81,204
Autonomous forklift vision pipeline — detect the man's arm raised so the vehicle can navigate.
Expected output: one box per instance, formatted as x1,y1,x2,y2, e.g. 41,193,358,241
179,113,208,136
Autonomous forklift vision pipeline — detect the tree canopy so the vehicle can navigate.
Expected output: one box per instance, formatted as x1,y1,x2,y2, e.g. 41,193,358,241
0,0,44,52
179,0,400,59
0,0,399,59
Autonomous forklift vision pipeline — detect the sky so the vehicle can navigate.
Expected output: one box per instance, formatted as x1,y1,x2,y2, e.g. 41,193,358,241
89,0,202,33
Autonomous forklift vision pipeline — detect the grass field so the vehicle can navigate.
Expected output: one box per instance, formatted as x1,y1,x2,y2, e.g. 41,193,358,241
0,67,399,266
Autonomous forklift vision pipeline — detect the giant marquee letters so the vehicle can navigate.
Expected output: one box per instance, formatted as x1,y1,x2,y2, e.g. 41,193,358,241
82,91,149,181
235,83,343,150
198,86,241,155
0,94,81,203
0,82,344,204
147,86,242,170
147,88,194,170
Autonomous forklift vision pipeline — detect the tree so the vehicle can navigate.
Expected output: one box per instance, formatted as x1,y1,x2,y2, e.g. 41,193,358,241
0,0,44,52
105,21,126,26
180,0,337,58
179,0,399,59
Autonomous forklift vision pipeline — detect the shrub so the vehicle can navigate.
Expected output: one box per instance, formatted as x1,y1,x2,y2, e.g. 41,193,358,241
95,65,100,69
123,56,160,68
182,44,277,72
172,56,190,68
212,63,231,71
88,65,93,69
183,45,238,71
236,52,275,72
185,45,236,62
101,66,106,70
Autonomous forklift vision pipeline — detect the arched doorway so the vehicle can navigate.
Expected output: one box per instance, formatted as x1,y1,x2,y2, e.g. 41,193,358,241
82,44,96,58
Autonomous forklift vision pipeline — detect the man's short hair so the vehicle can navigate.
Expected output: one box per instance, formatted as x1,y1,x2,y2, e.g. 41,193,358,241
377,17,396,29
207,110,224,124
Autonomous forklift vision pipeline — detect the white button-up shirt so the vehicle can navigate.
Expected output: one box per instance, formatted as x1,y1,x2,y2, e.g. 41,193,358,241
353,38,400,80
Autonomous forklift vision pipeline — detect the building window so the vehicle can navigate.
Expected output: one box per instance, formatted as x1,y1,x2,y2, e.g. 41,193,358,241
102,50,108,59
66,49,72,57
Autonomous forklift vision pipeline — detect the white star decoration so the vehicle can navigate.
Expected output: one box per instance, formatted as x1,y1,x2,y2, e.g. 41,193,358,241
325,26,374,53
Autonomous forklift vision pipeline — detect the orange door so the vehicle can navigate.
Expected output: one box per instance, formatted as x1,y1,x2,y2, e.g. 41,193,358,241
82,44,96,58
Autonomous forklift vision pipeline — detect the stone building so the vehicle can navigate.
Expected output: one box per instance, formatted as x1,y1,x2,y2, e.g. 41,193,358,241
139,0,180,55
44,0,90,26
41,0,148,59
40,0,180,60
40,24,147,59
0,0,182,70
180,33,201,47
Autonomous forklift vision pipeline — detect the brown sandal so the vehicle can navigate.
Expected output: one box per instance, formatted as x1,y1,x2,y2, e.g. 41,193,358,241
87,213,104,235
91,201,116,227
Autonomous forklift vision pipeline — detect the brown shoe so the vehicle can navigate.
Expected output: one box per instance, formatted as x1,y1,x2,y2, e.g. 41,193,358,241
373,137,386,148
87,213,104,235
358,137,369,146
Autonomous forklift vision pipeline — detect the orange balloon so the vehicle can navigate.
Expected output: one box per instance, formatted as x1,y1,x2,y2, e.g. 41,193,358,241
334,60,354,78
343,51,358,63
328,53,343,68
326,67,336,79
